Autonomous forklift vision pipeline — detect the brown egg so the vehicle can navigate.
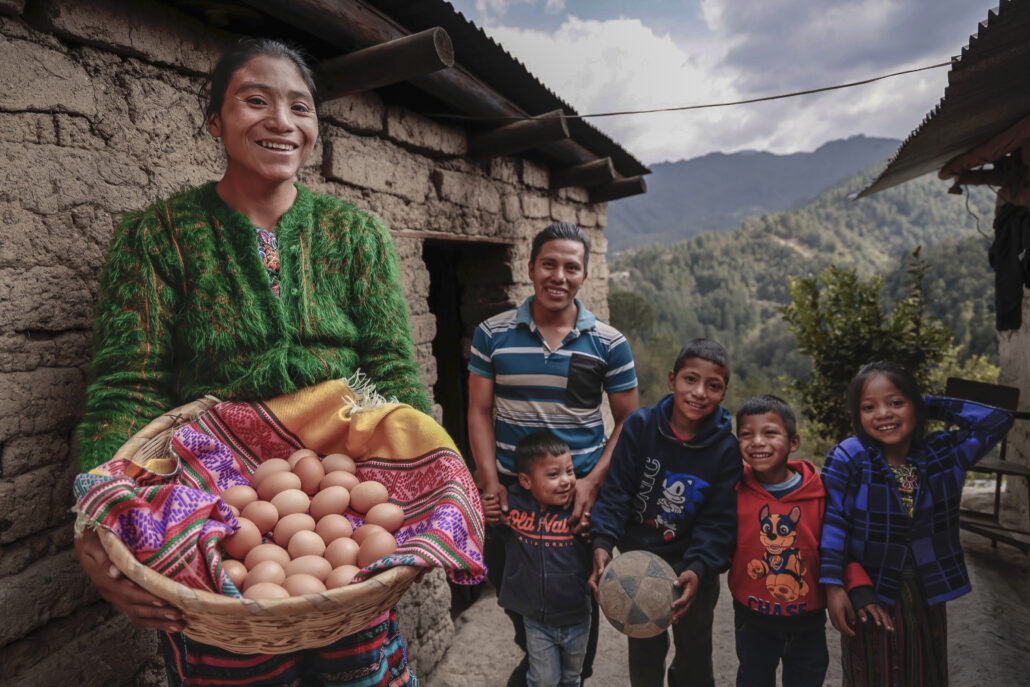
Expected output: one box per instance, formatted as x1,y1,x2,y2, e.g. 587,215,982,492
288,529,327,559
273,513,316,547
310,486,350,521
352,523,387,545
252,458,291,485
315,514,354,544
325,564,361,589
324,537,360,568
292,456,326,495
227,504,240,517
283,573,327,596
271,489,310,517
241,500,279,535
244,543,291,570
221,485,258,511
320,471,360,491
287,448,320,469
243,582,289,600
222,559,248,588
364,502,405,533
322,453,357,474
350,481,389,513
357,530,397,568
286,555,332,581
223,517,261,560
257,471,303,501
244,559,286,589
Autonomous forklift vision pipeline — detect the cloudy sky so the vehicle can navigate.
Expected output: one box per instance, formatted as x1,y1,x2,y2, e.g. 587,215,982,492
447,0,1000,164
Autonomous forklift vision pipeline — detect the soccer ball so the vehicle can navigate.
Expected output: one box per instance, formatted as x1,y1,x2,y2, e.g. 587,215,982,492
597,550,678,638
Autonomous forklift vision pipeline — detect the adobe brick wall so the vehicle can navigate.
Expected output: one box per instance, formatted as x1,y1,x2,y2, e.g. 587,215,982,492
0,1,613,685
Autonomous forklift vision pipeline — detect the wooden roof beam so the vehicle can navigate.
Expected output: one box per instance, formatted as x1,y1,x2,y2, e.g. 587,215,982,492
469,110,569,160
590,176,647,203
316,27,454,100
550,157,616,189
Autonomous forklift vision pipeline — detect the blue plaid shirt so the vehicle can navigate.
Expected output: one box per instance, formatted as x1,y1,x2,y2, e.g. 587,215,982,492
819,395,1013,606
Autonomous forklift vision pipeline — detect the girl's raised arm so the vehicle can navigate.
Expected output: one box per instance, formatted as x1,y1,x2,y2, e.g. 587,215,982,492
927,394,1014,471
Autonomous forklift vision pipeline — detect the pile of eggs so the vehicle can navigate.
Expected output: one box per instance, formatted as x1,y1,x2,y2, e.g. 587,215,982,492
218,449,405,600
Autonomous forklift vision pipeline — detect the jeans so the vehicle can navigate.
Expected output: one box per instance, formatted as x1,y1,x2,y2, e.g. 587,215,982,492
524,615,592,687
733,611,828,687
627,574,720,687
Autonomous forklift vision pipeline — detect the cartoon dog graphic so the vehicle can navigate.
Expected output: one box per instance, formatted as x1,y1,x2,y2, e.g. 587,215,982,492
746,504,809,603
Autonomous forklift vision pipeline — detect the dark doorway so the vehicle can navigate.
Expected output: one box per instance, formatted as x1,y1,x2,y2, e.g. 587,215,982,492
422,240,513,464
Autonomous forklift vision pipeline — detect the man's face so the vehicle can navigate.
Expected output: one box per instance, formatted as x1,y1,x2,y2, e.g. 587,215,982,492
528,239,587,316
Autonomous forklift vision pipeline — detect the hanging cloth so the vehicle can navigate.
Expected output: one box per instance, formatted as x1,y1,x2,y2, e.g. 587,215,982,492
988,202,1030,330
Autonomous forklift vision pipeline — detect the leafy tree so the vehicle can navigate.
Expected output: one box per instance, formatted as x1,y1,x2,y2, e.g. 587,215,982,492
608,290,656,337
780,250,952,443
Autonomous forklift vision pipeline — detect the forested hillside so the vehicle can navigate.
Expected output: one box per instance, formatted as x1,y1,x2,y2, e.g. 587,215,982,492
608,166,998,407
606,135,901,252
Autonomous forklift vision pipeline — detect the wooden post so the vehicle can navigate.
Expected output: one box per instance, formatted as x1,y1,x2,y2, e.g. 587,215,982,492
468,110,569,160
590,176,647,203
316,27,454,99
550,157,616,189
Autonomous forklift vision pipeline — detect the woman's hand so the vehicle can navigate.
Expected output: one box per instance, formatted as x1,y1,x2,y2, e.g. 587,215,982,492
75,528,184,632
671,569,699,624
826,584,856,636
857,602,895,632
588,548,612,597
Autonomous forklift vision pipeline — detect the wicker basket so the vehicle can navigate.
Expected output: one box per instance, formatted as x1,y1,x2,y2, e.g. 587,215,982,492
97,400,419,654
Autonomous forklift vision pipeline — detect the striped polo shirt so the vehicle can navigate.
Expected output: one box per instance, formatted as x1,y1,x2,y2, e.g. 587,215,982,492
469,297,637,476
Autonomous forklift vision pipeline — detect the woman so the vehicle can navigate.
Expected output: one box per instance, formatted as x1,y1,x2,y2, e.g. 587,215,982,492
74,38,430,685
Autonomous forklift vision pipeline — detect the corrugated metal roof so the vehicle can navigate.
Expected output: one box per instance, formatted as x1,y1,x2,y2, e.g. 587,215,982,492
858,0,1030,198
365,0,650,179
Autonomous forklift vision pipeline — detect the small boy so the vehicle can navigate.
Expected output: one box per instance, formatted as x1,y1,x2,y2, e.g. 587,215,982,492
589,338,742,687
486,431,592,687
730,395,873,687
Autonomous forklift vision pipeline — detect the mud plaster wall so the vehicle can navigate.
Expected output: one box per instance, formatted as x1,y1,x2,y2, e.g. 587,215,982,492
0,1,612,684
997,290,1030,520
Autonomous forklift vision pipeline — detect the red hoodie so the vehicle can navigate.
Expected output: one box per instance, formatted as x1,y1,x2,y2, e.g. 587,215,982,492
729,459,869,631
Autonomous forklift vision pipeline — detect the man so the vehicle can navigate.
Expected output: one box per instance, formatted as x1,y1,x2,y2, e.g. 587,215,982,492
468,222,639,684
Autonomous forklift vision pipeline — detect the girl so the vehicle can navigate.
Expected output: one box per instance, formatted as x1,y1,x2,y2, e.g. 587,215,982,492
820,361,1013,686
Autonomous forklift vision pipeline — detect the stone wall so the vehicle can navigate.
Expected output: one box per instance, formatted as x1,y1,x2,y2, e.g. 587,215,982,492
0,1,612,685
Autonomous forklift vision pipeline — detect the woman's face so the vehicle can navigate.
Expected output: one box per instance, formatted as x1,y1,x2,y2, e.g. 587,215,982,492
207,55,317,187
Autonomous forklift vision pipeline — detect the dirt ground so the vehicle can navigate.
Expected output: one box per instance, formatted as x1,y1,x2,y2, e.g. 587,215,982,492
427,488,1030,686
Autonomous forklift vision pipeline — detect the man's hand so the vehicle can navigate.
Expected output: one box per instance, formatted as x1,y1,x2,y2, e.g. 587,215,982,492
75,528,185,632
478,479,508,526
569,474,600,534
671,569,700,624
826,584,856,636
588,548,612,596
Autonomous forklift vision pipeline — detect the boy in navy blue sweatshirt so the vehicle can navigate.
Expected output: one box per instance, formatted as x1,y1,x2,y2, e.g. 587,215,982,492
589,339,742,687
487,431,593,687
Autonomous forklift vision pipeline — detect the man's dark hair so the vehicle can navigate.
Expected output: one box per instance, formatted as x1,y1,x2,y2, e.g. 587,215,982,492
736,394,798,438
846,360,927,447
529,222,591,271
514,430,571,475
671,338,731,384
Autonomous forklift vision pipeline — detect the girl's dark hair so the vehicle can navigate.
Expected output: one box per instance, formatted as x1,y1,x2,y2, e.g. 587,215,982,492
846,361,927,446
671,338,731,383
203,38,317,123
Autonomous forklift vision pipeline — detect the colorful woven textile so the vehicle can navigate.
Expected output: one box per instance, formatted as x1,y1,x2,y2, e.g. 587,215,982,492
74,378,486,596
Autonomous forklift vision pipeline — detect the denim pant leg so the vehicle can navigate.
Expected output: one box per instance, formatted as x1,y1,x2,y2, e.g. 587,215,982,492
525,618,562,687
734,615,784,687
667,574,720,687
558,616,592,687
628,630,670,687
781,627,828,687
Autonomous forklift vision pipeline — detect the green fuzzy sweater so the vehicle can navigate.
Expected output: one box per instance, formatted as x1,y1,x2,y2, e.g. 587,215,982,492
78,182,430,470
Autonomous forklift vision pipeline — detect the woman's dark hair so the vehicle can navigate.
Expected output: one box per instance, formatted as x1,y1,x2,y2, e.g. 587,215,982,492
671,338,731,384
736,394,797,438
529,222,591,271
203,38,318,123
846,361,927,446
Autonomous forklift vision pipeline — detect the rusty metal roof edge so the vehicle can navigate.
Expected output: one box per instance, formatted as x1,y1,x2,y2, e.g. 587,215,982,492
856,0,1020,198
364,0,650,178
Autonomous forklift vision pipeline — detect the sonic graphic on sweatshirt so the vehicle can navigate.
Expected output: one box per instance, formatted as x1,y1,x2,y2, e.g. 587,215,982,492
649,471,709,540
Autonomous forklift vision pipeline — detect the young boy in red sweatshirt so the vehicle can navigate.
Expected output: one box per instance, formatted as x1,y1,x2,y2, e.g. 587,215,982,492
729,395,874,687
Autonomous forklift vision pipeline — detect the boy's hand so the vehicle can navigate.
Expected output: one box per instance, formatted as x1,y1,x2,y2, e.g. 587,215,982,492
671,569,699,624
857,602,894,632
478,479,508,526
826,584,856,636
588,548,612,596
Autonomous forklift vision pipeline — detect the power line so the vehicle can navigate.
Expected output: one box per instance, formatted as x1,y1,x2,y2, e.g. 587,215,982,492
426,61,952,122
